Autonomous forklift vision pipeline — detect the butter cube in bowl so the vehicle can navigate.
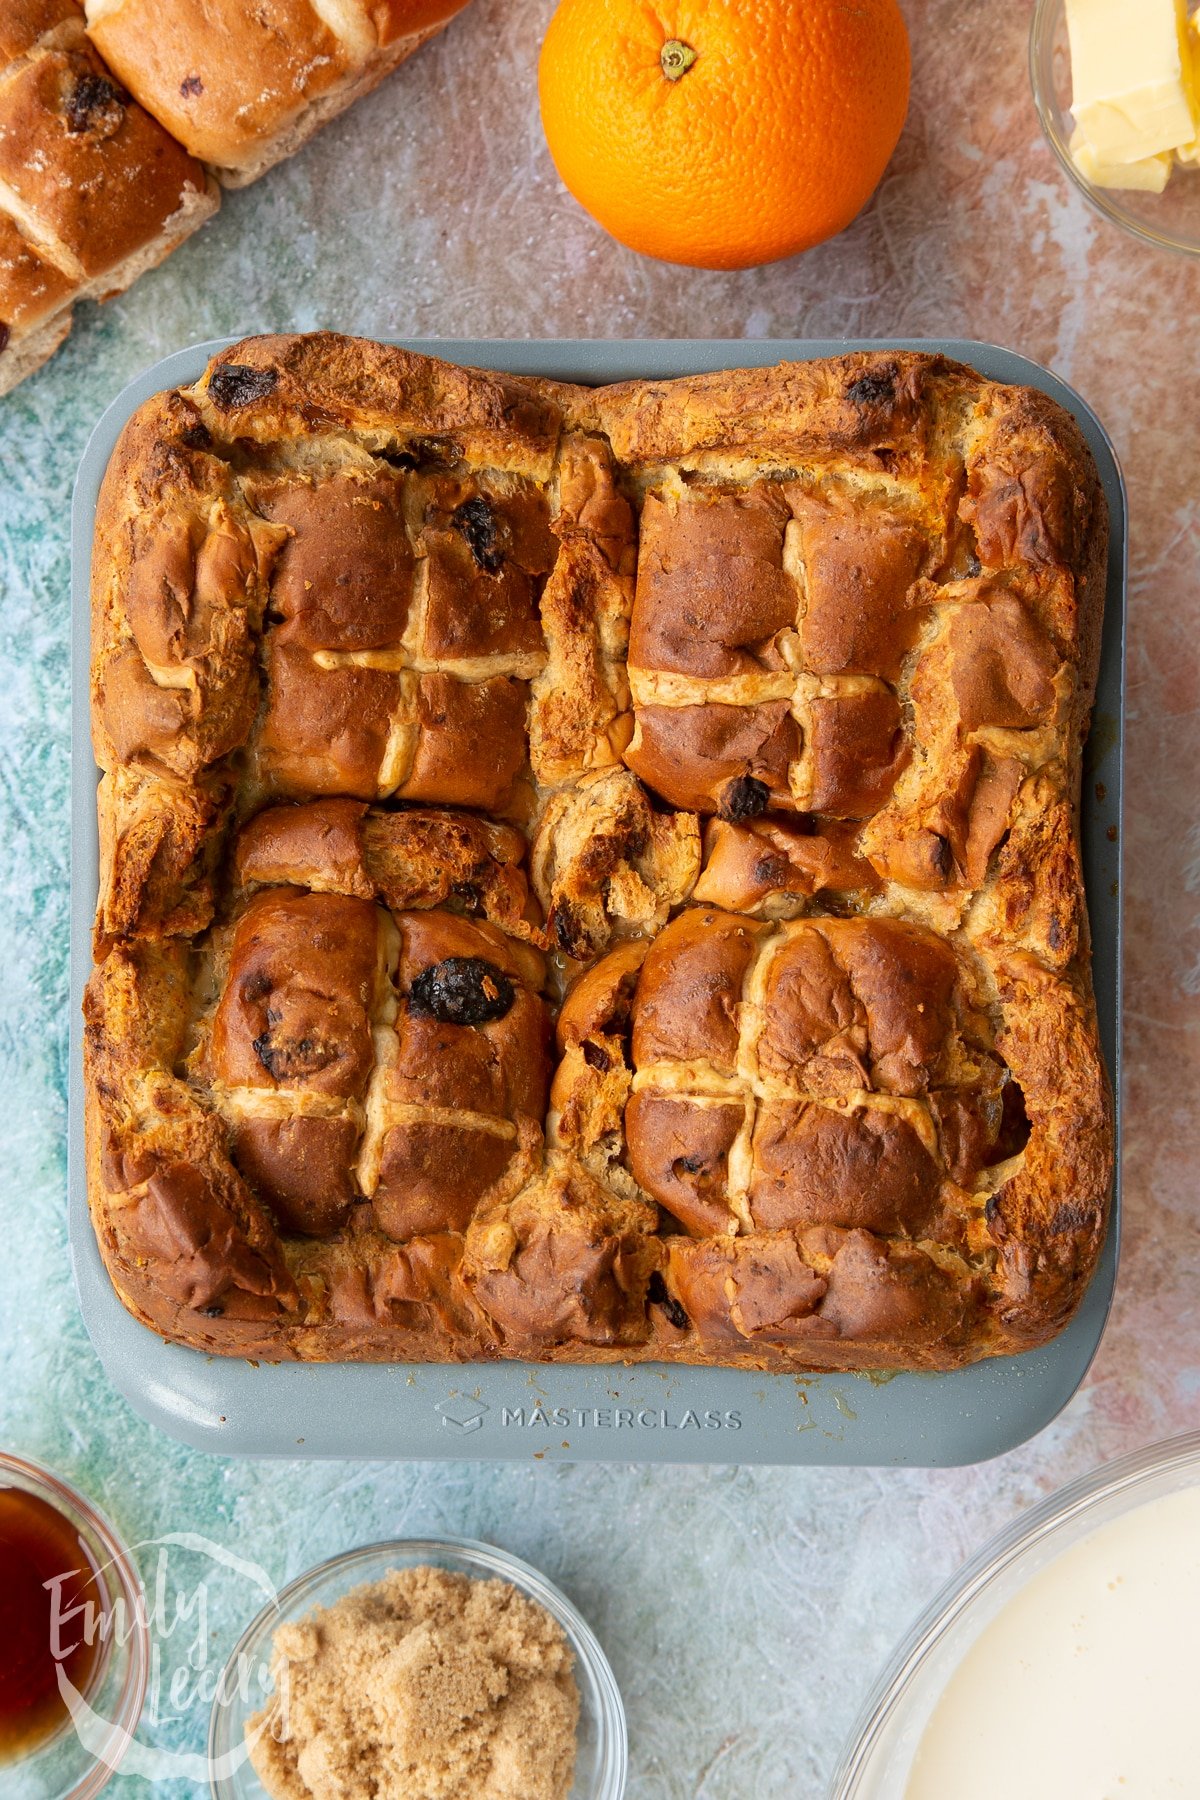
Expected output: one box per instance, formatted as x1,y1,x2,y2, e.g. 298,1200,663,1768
1031,0,1200,253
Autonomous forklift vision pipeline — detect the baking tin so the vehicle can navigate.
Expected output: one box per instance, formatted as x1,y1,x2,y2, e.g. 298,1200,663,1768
68,339,1126,1465
207,1536,626,1800
830,1432,1200,1797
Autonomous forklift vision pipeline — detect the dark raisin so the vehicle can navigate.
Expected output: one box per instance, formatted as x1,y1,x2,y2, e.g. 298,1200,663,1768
984,1193,1002,1224
180,421,212,451
929,833,953,881
753,855,787,886
252,1031,325,1080
63,70,126,136
648,1271,689,1331
202,1303,225,1318
553,903,594,961
0,323,9,356
846,371,895,408
409,956,515,1026
453,495,505,573
719,775,769,822
581,1040,610,1073
180,74,203,96
451,880,483,913
383,435,463,470
965,553,982,578
674,1154,707,1174
209,364,278,410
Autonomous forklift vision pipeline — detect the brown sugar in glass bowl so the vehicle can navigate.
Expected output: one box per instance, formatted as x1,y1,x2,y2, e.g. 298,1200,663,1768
208,1538,627,1800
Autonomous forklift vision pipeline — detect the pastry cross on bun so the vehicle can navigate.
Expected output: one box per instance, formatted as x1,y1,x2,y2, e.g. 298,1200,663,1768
196,888,548,1242
84,336,1113,1371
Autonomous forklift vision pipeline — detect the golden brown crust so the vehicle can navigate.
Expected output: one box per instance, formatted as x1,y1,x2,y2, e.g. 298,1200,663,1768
0,207,75,338
0,11,217,392
0,31,207,276
84,0,463,185
85,0,359,172
85,334,1113,1372
0,0,82,65
0,4,463,391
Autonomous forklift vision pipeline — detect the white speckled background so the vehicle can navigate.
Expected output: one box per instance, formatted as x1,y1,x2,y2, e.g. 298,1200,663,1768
1,2,1197,1795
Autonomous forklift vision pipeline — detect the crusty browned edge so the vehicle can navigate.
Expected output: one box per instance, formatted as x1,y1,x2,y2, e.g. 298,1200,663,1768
204,22,451,188
84,335,1114,1372
197,331,573,470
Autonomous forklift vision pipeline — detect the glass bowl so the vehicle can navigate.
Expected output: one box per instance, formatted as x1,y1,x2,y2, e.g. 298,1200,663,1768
831,1431,1200,1797
0,1452,148,1800
1030,0,1200,256
208,1536,627,1800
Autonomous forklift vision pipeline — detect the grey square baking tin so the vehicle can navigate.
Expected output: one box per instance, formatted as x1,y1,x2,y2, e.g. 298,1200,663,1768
68,338,1125,1465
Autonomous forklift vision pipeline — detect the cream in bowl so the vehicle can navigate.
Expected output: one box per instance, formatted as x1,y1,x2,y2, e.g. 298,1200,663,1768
905,1485,1200,1798
834,1436,1200,1799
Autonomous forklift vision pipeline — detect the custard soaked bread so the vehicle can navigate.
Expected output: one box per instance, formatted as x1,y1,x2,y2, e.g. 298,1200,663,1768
84,335,1113,1371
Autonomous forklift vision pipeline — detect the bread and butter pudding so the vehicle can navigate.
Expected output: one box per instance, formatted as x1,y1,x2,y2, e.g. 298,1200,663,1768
83,334,1113,1373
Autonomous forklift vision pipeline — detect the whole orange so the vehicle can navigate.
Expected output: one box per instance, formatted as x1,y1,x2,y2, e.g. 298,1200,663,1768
538,0,911,270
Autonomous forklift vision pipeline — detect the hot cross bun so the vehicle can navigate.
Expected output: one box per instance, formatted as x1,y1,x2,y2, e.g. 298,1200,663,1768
84,0,471,187
84,335,1112,1370
0,4,470,392
0,1,217,394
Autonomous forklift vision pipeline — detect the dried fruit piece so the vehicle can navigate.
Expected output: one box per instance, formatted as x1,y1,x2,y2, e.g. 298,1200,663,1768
251,1028,329,1081
719,774,770,821
209,364,278,409
409,956,516,1026
648,1270,689,1331
452,495,506,573
379,436,464,470
63,70,126,137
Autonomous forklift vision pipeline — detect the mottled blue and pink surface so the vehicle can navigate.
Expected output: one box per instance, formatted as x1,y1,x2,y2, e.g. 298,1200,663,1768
1,2,1197,1794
